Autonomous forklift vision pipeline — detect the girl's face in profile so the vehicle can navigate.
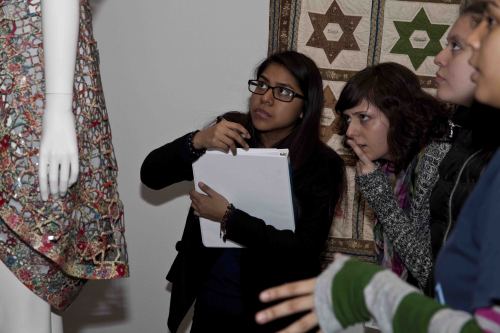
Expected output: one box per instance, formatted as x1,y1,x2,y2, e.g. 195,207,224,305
343,100,391,162
249,63,304,141
434,14,477,107
468,0,500,107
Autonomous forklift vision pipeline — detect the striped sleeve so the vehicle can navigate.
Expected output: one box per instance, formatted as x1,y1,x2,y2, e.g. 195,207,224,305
475,307,500,333
315,255,486,333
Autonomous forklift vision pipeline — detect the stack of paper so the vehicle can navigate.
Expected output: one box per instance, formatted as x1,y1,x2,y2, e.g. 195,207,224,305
192,148,295,248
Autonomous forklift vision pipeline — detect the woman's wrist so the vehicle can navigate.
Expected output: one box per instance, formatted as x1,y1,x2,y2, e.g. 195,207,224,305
191,130,205,150
220,203,236,242
187,130,206,158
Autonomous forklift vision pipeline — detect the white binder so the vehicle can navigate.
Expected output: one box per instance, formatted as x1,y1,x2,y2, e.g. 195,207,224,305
192,148,295,248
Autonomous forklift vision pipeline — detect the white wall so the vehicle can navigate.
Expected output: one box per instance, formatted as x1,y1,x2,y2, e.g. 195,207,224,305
63,1,269,332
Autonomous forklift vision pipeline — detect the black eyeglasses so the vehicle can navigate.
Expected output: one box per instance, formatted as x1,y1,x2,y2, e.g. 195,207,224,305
248,80,305,102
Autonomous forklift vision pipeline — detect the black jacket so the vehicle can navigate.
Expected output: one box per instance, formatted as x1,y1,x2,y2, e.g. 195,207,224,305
141,129,344,332
430,106,496,260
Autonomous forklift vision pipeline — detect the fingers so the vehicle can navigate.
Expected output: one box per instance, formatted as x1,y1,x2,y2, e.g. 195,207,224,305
189,188,205,212
198,182,216,197
189,188,201,203
48,156,60,197
59,161,70,195
224,120,251,140
39,152,78,200
39,155,49,201
200,120,251,153
216,136,238,155
346,139,376,174
68,153,79,186
260,278,317,303
345,139,371,165
256,295,315,324
223,121,250,150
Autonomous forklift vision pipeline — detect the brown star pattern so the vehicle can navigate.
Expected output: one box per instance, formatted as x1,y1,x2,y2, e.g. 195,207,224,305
320,86,338,142
306,1,363,63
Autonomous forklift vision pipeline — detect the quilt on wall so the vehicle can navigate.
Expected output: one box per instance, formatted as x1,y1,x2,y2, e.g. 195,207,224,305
268,0,461,266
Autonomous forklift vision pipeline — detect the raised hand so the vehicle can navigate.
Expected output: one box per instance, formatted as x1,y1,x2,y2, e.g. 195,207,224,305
190,182,230,222
346,139,377,175
192,118,250,154
256,278,322,333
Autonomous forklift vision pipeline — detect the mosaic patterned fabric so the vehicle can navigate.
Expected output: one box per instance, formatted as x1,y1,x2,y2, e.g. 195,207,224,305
0,0,128,305
268,0,460,266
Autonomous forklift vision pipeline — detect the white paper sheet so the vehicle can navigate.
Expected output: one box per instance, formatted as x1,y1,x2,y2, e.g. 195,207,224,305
192,148,295,248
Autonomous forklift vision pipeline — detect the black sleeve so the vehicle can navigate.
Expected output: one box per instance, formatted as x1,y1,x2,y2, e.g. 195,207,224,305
140,132,204,190
224,151,344,257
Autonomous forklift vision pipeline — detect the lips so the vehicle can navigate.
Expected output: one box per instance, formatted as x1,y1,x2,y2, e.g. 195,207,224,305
350,140,368,150
435,73,445,84
471,71,480,83
253,108,272,119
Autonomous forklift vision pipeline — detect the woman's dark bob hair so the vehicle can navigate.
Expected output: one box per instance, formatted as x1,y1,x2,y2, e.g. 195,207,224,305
335,62,449,172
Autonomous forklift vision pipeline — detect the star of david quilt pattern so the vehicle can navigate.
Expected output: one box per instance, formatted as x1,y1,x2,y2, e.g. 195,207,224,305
268,0,461,266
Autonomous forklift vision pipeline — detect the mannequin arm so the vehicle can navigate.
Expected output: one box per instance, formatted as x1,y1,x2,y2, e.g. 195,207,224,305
39,0,80,201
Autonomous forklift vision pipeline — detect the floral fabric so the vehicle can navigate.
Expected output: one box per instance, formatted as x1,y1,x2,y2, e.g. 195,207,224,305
0,0,128,309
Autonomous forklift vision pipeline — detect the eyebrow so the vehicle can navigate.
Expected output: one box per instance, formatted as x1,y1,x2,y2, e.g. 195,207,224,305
259,74,296,90
446,34,462,42
344,108,369,116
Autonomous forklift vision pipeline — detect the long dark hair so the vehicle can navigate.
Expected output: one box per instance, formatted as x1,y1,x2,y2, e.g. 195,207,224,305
335,62,449,172
222,51,325,171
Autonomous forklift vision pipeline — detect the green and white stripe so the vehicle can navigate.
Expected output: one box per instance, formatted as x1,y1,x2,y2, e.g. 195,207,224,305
315,256,483,333
364,269,419,332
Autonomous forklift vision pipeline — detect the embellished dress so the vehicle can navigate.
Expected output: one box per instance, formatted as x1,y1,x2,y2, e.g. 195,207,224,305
0,0,128,310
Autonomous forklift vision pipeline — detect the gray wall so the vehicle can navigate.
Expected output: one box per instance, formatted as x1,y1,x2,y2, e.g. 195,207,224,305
63,1,268,332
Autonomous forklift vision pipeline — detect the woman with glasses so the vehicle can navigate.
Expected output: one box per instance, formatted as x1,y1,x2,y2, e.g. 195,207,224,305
255,2,500,332
140,50,345,333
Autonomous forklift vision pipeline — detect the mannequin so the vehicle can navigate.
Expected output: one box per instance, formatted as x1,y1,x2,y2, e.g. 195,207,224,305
0,1,128,332
39,0,80,201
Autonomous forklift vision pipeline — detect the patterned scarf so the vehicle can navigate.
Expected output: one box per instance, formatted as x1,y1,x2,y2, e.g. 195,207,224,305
373,161,414,281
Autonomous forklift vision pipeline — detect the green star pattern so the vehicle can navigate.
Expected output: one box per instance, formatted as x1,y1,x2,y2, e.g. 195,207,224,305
391,8,449,70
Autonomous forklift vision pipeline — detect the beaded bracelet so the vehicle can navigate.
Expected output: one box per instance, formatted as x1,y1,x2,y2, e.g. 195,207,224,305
220,203,235,242
187,130,206,158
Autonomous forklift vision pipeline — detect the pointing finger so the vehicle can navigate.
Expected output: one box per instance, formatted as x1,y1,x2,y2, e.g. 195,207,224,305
346,139,372,165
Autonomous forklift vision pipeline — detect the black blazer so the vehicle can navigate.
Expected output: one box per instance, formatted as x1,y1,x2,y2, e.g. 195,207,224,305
141,130,344,332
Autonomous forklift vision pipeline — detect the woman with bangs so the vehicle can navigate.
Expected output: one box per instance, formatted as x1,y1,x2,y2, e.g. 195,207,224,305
333,62,450,291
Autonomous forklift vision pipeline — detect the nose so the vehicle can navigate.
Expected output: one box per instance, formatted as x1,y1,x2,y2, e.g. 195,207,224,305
346,121,359,139
434,47,448,67
261,88,274,104
467,19,487,51
467,19,487,68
